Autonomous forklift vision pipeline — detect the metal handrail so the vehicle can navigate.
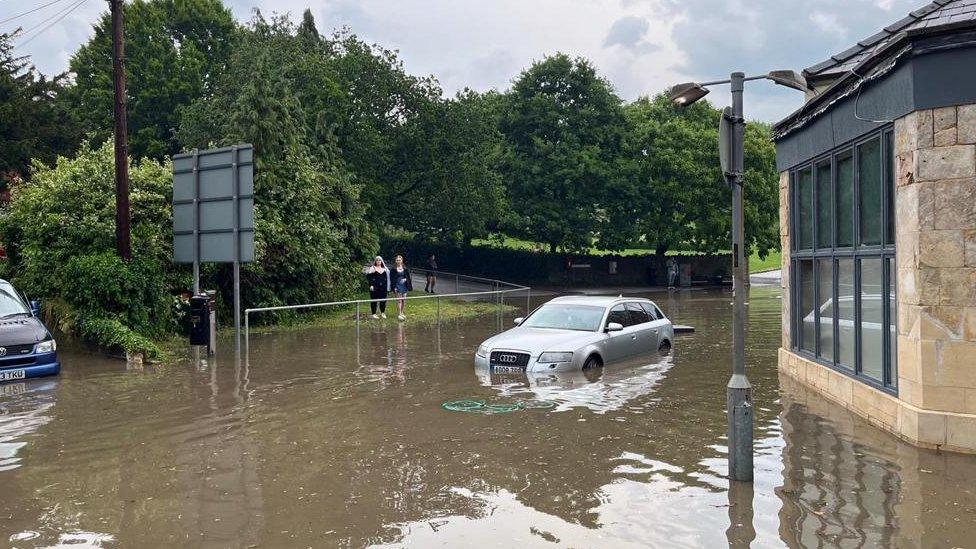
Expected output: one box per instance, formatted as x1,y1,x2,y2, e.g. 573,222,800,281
244,270,532,347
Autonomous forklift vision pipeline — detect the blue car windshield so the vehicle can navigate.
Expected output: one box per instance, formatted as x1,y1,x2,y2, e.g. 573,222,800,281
0,286,30,317
521,304,604,331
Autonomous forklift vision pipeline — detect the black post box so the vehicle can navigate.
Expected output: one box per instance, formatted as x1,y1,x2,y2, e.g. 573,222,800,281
189,293,215,348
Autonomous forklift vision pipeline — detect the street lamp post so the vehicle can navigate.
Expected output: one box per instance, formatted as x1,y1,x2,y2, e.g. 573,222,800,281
669,70,806,483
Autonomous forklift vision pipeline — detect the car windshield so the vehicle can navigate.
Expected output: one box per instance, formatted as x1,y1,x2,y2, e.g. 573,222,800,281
0,285,29,318
521,304,605,331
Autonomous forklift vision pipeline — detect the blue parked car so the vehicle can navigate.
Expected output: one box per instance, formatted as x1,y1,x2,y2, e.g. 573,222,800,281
0,279,59,383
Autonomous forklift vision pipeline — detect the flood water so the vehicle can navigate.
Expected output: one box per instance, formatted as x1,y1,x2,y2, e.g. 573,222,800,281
1,287,974,548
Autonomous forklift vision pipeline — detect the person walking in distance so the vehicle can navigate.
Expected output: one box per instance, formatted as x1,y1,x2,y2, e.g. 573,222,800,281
424,253,438,293
365,256,390,319
391,254,413,321
666,257,679,289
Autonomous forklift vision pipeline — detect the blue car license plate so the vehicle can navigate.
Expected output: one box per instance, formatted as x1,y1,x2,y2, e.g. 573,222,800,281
0,369,26,382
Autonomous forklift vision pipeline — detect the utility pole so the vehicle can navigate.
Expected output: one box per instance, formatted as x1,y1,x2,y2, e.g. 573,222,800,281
110,0,131,261
726,71,753,482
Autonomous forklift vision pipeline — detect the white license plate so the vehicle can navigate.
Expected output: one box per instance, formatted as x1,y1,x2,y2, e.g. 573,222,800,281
0,369,26,382
491,365,524,373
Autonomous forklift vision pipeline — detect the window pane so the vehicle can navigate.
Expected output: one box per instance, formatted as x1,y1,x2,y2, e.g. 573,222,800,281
626,303,650,324
837,259,855,368
816,162,832,248
837,153,854,247
886,257,897,387
860,258,884,381
858,138,882,246
797,168,814,250
800,260,815,353
817,259,834,361
885,132,895,245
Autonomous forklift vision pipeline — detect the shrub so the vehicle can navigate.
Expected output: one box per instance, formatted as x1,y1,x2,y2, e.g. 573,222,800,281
0,140,181,357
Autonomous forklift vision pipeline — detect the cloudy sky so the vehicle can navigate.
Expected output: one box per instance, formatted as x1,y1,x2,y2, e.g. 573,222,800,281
4,0,922,121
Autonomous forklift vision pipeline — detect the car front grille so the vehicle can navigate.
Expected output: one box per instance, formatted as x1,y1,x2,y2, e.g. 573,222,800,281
0,344,34,357
489,351,530,368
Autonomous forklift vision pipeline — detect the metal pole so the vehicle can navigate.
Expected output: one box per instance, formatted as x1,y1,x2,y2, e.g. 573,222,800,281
436,296,440,324
356,302,361,329
526,288,531,315
232,146,241,354
192,150,200,294
110,0,131,261
244,310,249,359
727,71,753,482
456,274,460,294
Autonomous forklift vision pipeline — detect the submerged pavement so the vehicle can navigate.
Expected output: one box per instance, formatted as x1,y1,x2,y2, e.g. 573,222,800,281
0,287,973,548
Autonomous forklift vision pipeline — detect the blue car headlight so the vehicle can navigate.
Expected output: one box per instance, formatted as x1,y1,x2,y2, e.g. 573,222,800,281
35,339,57,354
538,351,573,363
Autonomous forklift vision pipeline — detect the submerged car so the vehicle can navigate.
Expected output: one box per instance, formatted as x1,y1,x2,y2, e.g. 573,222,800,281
0,279,59,383
475,295,674,373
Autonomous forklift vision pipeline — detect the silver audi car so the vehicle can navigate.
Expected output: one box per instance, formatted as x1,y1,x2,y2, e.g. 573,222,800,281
475,295,674,373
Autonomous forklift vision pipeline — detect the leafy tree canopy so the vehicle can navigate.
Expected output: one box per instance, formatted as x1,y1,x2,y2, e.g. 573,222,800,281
499,53,630,253
0,32,80,187
68,0,238,160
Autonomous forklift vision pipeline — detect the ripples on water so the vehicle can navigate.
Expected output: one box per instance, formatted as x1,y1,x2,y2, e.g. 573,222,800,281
0,287,974,548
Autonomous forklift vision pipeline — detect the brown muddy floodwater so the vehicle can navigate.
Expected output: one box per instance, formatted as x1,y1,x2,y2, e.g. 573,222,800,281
1,287,975,548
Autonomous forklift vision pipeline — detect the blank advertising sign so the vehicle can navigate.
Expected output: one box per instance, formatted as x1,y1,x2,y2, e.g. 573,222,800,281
172,145,255,264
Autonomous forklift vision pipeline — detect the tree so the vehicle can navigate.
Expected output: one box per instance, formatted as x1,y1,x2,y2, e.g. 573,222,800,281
624,93,779,259
499,53,629,253
0,32,80,187
178,13,375,312
325,29,442,216
67,0,238,160
389,89,507,244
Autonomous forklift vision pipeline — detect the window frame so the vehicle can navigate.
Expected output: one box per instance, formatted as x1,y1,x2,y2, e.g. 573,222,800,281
789,126,897,395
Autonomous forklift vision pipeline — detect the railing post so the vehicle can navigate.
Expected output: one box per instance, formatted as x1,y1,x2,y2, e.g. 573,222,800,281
436,295,441,325
526,288,531,315
244,310,249,357
356,301,361,329
456,274,460,294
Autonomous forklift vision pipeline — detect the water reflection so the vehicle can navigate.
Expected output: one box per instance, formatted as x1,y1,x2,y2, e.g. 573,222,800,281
0,287,973,547
474,354,674,414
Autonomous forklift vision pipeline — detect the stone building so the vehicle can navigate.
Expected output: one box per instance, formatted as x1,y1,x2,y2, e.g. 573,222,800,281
773,0,976,453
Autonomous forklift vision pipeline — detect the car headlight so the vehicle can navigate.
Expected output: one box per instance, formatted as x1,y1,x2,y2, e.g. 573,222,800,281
538,351,573,363
476,343,489,358
35,339,56,354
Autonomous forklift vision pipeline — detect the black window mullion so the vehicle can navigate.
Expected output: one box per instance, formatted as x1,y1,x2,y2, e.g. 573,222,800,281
833,258,840,366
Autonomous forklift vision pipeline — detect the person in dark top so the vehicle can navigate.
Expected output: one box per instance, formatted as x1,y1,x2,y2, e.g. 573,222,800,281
365,256,390,319
424,253,438,293
391,254,413,321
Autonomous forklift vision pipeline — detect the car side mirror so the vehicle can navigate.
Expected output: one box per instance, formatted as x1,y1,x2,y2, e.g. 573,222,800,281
513,317,524,326
605,322,623,332
30,299,41,316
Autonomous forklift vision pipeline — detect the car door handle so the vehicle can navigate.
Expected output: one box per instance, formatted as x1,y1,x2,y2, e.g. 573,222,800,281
630,335,637,340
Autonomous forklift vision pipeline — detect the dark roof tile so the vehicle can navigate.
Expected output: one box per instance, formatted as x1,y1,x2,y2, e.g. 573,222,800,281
805,0,976,79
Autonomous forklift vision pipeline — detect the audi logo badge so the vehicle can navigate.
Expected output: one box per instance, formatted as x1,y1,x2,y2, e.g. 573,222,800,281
0,347,6,357
497,354,518,364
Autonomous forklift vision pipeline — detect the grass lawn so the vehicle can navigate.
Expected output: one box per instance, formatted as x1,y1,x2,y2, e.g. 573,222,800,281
749,250,781,273
245,296,514,334
472,234,782,273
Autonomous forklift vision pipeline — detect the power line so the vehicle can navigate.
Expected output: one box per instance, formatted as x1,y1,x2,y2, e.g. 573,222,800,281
17,0,88,46
0,0,69,25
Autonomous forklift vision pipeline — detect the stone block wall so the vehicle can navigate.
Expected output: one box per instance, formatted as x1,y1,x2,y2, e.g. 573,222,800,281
778,104,976,453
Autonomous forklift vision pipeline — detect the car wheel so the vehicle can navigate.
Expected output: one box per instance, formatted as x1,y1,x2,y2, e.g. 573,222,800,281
658,340,672,355
583,355,603,370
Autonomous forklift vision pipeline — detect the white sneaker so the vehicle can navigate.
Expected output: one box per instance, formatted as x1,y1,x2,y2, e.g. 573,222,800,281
371,314,379,319
398,314,406,321
381,313,387,319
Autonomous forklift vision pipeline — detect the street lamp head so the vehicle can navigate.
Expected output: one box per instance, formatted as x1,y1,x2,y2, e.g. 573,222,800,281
766,70,808,92
669,82,710,107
